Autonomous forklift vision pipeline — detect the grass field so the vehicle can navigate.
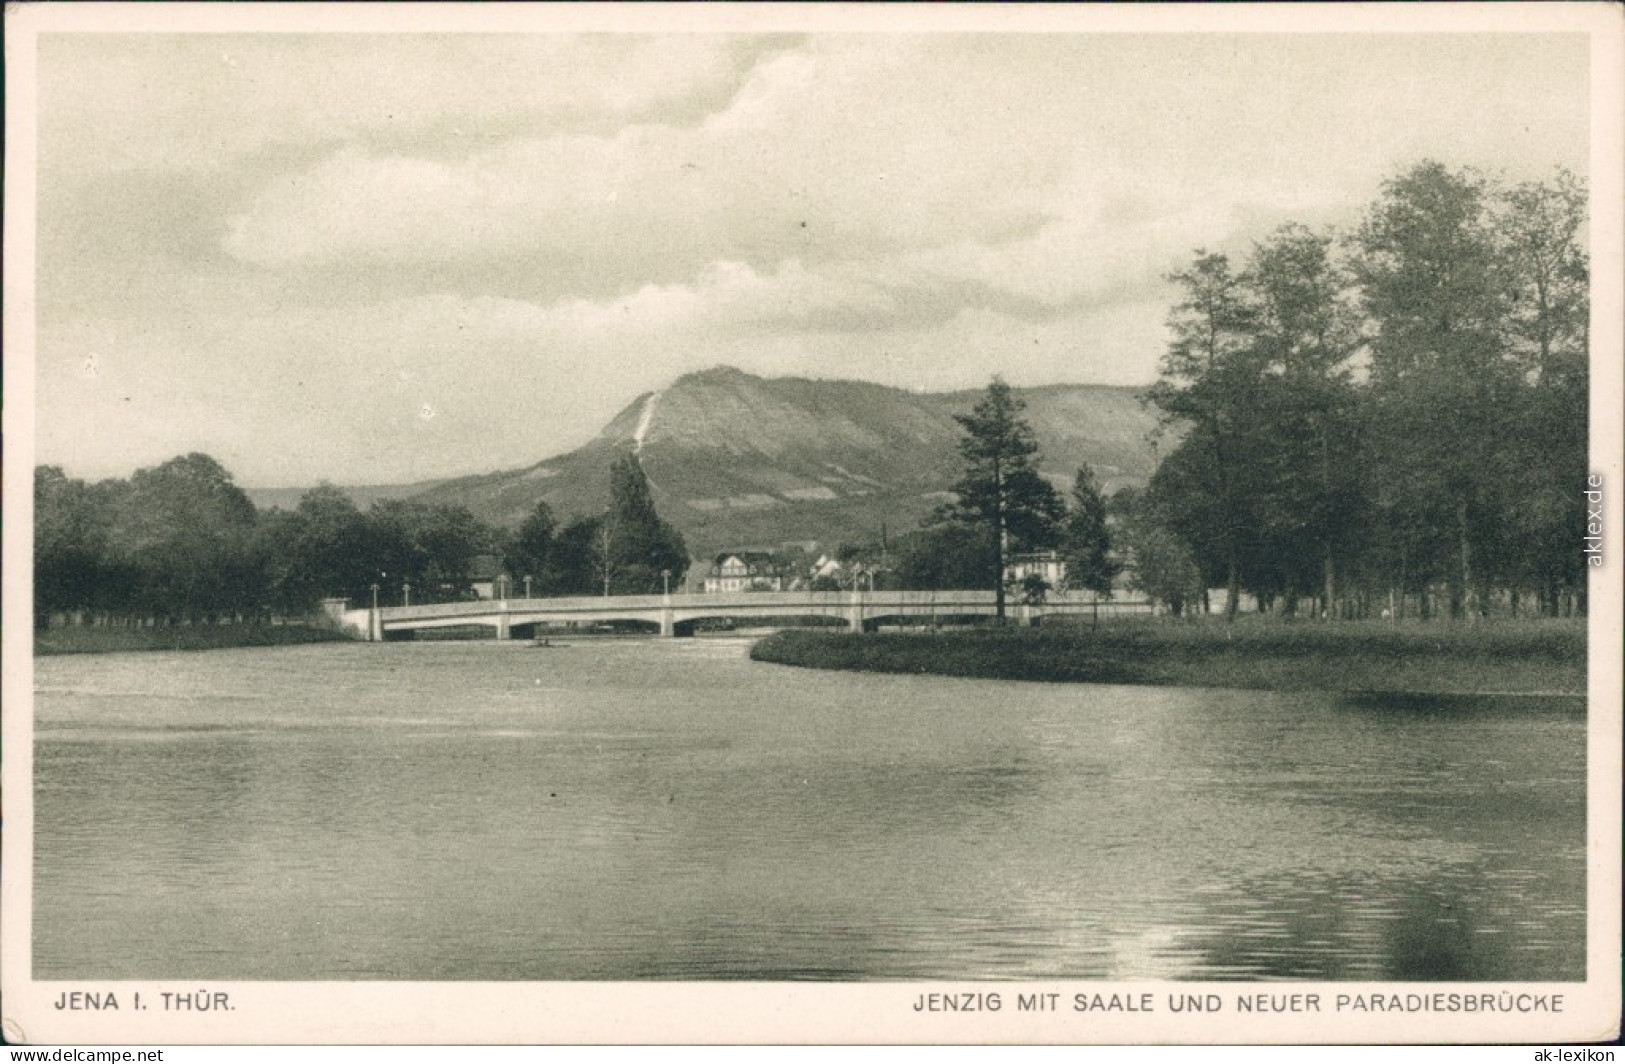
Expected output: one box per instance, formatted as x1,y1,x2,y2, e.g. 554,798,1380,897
749,616,1587,695
35,623,356,656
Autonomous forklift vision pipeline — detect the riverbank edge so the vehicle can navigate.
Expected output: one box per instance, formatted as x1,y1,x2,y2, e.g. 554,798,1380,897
747,624,1588,697
34,624,357,656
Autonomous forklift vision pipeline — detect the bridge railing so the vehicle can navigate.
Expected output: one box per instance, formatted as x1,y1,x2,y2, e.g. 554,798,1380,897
380,595,670,621
346,589,1154,641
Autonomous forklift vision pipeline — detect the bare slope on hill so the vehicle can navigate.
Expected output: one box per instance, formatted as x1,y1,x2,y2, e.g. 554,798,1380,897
410,366,1163,558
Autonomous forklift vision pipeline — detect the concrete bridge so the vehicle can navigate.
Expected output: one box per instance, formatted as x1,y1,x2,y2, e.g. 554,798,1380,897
339,589,1153,641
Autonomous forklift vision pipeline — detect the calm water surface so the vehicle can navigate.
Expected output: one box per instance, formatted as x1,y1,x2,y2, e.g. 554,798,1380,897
34,638,1585,980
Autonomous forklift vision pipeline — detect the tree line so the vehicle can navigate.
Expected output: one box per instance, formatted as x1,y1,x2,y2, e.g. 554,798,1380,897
1140,160,1587,620
35,452,688,629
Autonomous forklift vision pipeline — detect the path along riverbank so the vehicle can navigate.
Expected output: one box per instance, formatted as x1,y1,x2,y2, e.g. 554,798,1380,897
748,617,1587,697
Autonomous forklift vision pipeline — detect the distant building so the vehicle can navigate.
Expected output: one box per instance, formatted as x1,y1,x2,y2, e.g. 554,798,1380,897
1005,550,1066,590
469,554,510,600
807,552,900,591
704,552,784,593
809,554,847,587
1205,586,1260,615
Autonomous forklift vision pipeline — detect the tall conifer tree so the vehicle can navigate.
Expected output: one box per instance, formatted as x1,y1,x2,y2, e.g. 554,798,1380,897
940,378,1064,621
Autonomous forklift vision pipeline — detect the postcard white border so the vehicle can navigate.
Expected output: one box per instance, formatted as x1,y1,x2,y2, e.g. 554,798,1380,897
4,1,1620,1046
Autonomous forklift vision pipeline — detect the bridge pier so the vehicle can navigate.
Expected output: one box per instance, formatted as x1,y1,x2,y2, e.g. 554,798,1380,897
495,603,510,641
660,595,675,638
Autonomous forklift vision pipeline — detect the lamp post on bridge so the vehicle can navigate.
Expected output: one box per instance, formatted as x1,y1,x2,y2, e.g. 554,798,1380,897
493,574,511,641
403,581,411,608
370,582,380,643
524,575,532,600
848,568,872,635
662,569,671,596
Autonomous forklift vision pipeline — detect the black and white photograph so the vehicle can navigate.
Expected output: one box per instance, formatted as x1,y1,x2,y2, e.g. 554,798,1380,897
3,2,1620,1046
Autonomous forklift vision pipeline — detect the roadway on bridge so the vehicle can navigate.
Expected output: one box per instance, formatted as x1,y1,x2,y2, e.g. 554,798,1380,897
342,589,1150,641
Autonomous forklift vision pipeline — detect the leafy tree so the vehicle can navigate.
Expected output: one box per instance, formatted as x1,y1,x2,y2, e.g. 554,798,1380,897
1149,234,1367,618
1113,488,1203,616
414,504,492,600
1355,161,1509,385
1059,464,1118,598
35,467,114,627
506,501,561,595
1129,521,1205,617
1352,160,1518,619
895,525,997,591
1143,434,1246,604
1249,224,1360,380
1247,225,1365,615
937,378,1064,620
365,499,492,604
32,453,513,628
1015,572,1051,606
115,453,261,624
1497,169,1590,615
550,516,606,596
288,484,374,605
1500,169,1588,384
254,507,320,618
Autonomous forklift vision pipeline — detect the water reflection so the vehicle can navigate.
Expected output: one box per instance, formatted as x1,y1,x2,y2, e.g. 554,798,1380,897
33,642,1586,980
1182,872,1552,982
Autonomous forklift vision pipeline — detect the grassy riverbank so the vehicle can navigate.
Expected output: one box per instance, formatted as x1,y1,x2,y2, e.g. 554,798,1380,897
749,617,1587,696
35,624,356,656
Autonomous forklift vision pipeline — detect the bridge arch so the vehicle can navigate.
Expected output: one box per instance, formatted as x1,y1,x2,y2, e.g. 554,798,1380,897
668,613,854,638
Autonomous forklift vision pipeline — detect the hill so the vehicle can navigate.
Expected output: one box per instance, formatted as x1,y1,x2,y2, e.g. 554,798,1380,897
243,478,447,513
409,366,1164,561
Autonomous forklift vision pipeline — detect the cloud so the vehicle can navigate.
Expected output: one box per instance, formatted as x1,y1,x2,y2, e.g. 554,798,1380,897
215,31,1587,314
217,38,1069,283
40,35,773,175
33,31,1591,485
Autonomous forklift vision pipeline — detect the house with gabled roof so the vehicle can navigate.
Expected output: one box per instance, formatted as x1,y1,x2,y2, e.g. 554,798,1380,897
703,552,784,593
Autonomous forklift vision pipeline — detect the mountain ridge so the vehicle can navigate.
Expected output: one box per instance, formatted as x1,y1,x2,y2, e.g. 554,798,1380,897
404,366,1164,561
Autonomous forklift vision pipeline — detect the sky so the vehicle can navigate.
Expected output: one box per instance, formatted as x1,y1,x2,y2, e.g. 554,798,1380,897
28,26,1590,488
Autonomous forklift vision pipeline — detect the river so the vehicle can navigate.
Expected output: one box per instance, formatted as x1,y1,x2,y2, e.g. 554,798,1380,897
32,637,1585,981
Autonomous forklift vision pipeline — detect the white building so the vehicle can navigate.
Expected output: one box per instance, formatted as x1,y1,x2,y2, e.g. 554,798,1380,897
1005,550,1066,590
703,552,783,593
